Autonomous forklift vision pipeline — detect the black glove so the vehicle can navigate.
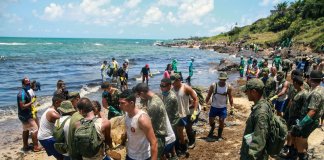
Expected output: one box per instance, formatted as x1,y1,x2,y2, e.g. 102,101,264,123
291,125,302,137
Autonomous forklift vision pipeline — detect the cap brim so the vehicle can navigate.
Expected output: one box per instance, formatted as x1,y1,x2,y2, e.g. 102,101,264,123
240,85,247,92
58,107,76,113
218,77,228,80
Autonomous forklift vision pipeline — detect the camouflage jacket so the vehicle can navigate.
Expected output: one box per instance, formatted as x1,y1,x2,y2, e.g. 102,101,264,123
162,91,180,128
147,94,168,137
289,89,308,119
240,99,271,160
304,86,324,120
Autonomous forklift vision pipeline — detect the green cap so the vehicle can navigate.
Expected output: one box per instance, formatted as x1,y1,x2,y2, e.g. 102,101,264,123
58,100,76,113
241,78,264,92
68,92,80,100
218,72,228,80
170,73,181,83
262,68,270,74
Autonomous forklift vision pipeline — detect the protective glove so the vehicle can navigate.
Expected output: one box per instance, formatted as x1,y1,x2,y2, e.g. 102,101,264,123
31,105,37,119
291,125,302,137
190,110,198,122
229,107,234,115
269,95,278,102
31,97,37,103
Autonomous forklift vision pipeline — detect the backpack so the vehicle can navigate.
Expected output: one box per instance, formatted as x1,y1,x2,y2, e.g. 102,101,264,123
191,86,205,105
74,117,103,158
53,117,71,154
265,102,288,156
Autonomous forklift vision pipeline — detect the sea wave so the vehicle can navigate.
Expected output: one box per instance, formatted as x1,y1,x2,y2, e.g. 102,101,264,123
0,42,27,46
94,43,103,46
0,84,100,122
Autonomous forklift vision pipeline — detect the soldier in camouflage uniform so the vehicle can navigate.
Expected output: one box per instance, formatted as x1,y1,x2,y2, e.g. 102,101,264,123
160,78,180,133
279,76,309,159
160,78,179,158
240,78,272,160
133,83,169,159
291,70,323,160
260,68,276,100
101,81,122,119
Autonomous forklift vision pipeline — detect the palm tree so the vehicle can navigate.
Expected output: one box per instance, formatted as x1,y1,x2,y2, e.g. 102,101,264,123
275,1,288,16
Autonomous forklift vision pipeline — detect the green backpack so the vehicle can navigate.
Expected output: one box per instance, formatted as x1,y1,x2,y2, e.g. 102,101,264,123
265,102,288,156
53,117,71,154
74,117,103,158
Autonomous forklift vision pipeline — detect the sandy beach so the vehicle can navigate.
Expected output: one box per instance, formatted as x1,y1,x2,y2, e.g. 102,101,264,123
2,78,323,160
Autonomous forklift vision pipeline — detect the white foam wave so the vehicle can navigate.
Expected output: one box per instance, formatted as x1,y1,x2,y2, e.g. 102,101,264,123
94,43,103,46
80,85,100,98
0,42,27,46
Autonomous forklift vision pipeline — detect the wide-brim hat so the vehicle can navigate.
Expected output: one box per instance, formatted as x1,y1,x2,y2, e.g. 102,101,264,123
170,73,181,83
58,100,76,113
67,92,80,100
218,72,228,80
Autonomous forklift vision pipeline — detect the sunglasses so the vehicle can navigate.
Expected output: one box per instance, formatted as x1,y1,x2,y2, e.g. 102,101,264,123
160,84,168,88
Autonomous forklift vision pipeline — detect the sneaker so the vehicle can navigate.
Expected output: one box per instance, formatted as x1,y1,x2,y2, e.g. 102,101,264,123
188,142,195,149
216,137,224,141
279,145,289,158
206,136,216,142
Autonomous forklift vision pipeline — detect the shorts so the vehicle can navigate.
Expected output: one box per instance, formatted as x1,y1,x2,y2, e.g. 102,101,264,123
274,100,288,112
177,117,189,127
300,121,319,138
209,107,227,119
163,141,175,154
22,118,38,132
39,137,63,159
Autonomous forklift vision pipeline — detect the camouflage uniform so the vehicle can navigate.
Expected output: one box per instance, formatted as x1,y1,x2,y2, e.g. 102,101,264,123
162,90,180,131
240,79,271,160
288,89,308,129
262,76,276,99
147,94,168,158
240,99,271,160
297,86,324,138
102,89,122,119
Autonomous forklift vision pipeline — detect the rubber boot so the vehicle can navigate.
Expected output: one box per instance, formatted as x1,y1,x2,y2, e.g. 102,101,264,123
188,130,196,149
208,125,215,138
217,128,223,141
177,143,188,157
298,153,308,160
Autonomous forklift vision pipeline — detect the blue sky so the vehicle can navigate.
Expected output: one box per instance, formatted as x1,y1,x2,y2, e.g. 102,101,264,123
0,0,295,39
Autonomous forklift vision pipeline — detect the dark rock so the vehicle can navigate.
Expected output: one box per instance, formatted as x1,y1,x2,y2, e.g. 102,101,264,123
217,59,239,71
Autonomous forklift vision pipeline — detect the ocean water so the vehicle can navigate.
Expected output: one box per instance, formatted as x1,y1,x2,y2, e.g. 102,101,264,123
0,37,241,121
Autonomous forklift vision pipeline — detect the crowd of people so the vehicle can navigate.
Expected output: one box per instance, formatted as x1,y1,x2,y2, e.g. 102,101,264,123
238,53,324,160
16,53,323,160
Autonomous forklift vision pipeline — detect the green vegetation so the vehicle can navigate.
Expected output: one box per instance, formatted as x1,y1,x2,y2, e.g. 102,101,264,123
203,0,324,52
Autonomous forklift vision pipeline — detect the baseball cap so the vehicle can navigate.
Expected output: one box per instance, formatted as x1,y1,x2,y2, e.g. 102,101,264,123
309,70,323,79
262,68,270,74
170,73,181,83
241,78,264,92
218,72,228,80
58,100,76,114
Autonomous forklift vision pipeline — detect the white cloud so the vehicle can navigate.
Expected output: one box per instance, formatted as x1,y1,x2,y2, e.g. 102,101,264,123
80,0,109,15
125,0,141,8
142,7,163,25
166,12,177,23
209,26,230,34
176,0,214,25
260,0,282,6
3,13,22,23
42,3,64,20
158,0,179,7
